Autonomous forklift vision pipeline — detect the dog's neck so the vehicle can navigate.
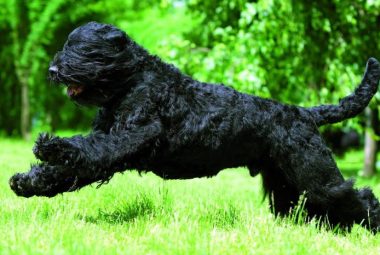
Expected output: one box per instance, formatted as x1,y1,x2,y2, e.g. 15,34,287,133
101,93,125,112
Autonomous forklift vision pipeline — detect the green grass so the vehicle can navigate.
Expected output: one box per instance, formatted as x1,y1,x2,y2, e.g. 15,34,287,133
1,136,380,254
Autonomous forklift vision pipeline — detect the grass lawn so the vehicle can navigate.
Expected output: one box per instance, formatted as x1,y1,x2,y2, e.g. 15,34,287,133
0,135,380,255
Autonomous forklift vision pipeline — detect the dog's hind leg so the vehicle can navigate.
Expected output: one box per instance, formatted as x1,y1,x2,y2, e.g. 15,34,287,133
270,124,380,232
258,164,299,216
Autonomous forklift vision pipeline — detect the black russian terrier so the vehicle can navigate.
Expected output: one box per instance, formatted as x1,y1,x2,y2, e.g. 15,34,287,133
9,22,380,232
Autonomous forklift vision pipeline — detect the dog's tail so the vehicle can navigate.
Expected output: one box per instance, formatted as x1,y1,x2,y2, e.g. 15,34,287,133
307,58,380,127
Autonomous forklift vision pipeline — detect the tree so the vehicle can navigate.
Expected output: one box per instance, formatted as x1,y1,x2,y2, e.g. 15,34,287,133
2,0,88,138
158,0,380,176
363,107,379,177
7,0,70,140
182,0,380,102
0,0,168,138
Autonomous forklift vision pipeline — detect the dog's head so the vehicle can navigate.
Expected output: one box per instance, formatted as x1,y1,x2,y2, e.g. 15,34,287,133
49,21,148,106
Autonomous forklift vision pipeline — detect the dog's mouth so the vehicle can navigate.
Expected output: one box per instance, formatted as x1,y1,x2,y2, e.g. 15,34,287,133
67,84,85,97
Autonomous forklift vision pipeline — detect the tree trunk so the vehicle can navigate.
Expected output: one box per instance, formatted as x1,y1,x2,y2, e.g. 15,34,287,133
20,73,30,140
9,0,30,139
362,107,377,177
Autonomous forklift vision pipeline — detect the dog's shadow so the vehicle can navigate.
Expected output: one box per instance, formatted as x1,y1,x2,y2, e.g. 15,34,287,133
78,194,158,225
76,194,241,227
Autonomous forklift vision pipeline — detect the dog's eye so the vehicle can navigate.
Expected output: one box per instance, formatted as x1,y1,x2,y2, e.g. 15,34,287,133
63,40,73,48
103,31,127,51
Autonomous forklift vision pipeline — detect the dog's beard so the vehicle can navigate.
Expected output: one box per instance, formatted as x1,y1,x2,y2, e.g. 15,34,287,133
48,66,125,107
66,84,119,107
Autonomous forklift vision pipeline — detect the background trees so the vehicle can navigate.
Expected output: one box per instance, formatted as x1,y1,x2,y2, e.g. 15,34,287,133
0,0,167,138
1,0,105,138
160,0,380,176
1,0,379,174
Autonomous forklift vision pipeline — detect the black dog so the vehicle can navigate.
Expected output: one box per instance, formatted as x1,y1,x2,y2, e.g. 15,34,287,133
9,22,380,232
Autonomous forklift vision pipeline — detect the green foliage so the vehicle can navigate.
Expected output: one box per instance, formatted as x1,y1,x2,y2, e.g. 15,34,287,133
1,0,380,135
0,0,171,136
162,0,380,110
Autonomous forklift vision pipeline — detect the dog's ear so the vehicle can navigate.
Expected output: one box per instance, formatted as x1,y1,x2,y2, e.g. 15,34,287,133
103,30,127,50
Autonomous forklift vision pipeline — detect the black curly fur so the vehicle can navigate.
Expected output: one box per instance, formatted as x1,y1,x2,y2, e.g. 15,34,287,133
9,22,380,233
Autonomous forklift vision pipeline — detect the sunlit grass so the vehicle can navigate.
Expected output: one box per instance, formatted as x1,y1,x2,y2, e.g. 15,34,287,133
0,136,380,254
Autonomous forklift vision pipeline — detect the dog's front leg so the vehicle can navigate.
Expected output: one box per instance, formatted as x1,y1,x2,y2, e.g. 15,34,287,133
32,132,85,167
9,163,92,197
33,121,162,169
9,121,163,197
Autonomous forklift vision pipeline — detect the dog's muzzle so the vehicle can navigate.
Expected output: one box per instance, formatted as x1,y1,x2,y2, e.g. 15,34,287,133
49,65,58,76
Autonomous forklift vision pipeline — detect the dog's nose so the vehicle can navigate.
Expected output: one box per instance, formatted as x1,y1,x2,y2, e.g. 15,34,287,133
49,65,58,76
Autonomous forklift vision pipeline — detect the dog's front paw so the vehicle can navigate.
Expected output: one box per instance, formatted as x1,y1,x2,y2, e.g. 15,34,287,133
9,163,78,197
33,133,82,165
33,132,55,160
